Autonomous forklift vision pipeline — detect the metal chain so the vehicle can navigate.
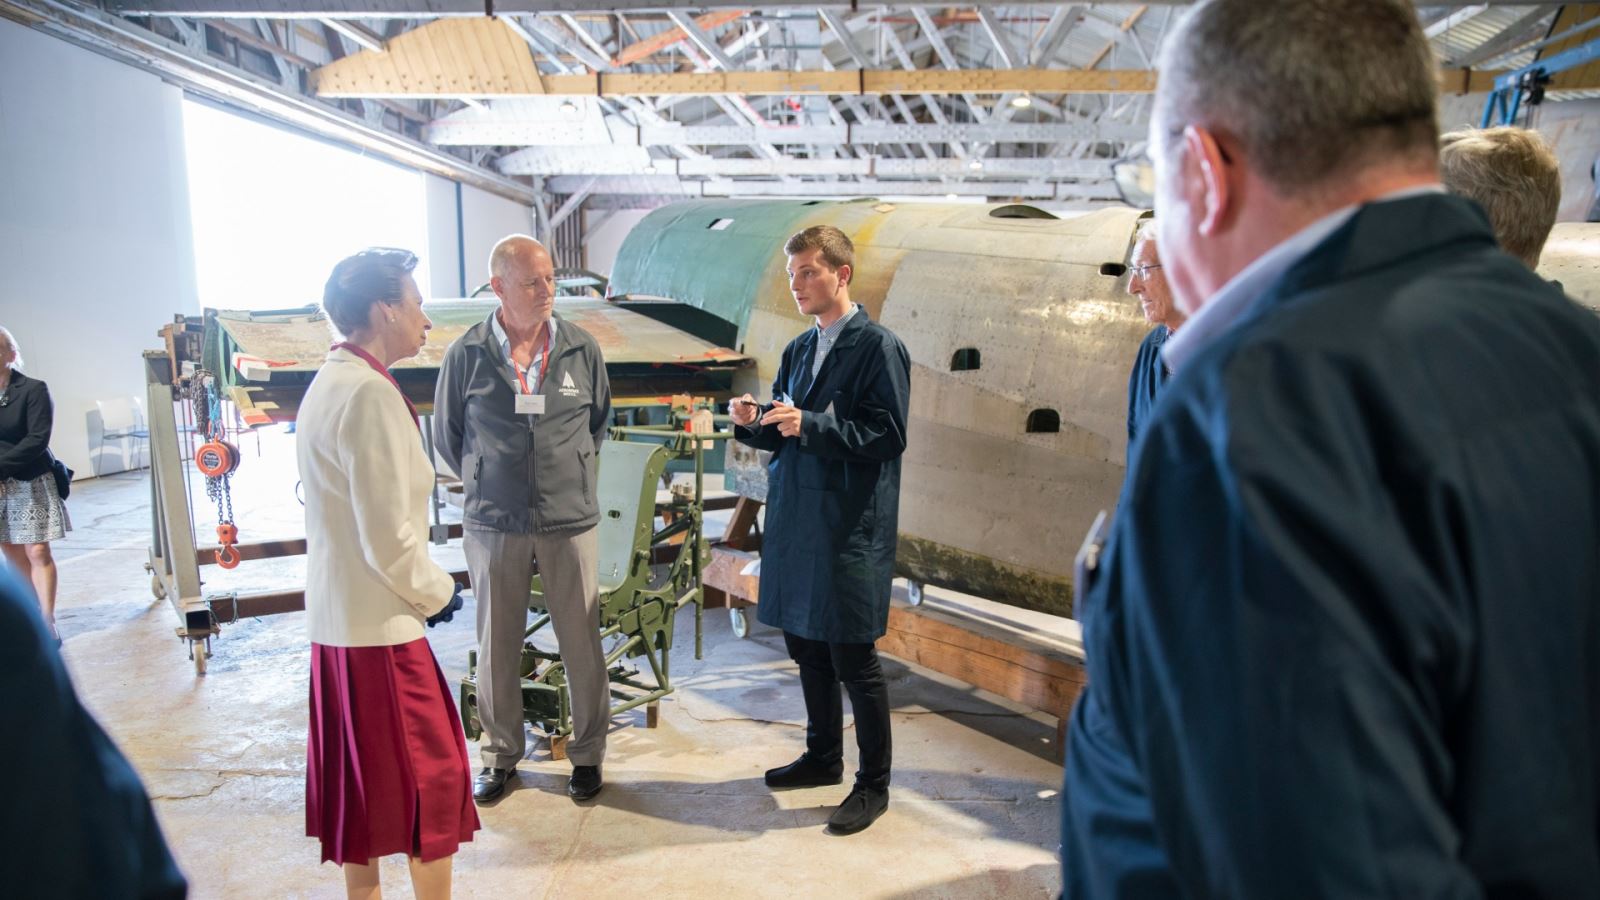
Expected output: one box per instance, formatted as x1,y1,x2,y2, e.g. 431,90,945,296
191,371,234,527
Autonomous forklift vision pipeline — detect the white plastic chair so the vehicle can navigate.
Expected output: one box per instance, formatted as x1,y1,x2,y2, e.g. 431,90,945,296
95,396,150,476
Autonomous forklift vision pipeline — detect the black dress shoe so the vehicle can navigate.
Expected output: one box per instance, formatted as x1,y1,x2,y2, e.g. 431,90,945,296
568,765,603,801
764,755,844,789
826,784,889,835
473,767,512,804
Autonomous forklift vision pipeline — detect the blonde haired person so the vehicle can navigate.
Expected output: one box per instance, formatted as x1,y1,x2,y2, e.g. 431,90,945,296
297,248,477,899
0,327,69,644
1439,125,1562,269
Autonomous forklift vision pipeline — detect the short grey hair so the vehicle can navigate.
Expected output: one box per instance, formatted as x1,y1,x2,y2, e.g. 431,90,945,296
0,326,21,370
488,234,552,280
1439,126,1562,268
1155,0,1439,193
1133,219,1157,247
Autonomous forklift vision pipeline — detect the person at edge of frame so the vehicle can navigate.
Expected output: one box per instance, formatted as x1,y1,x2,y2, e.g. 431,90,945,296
1123,219,1188,464
1060,0,1600,897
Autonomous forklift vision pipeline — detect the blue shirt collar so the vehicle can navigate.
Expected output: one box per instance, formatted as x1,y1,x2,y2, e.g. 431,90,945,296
815,302,859,340
490,309,557,360
1162,185,1444,373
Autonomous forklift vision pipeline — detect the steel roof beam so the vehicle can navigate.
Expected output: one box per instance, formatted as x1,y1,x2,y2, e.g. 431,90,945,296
667,8,737,70
502,152,1114,178
543,174,1122,201
320,16,383,52
819,8,870,69
105,1,1569,18
0,0,532,202
1031,5,1085,67
1424,4,1489,39
975,7,1021,69
1446,4,1557,67
426,116,1148,146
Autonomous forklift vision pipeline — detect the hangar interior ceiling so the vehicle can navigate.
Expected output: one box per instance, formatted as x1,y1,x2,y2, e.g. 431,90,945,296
4,1,1600,212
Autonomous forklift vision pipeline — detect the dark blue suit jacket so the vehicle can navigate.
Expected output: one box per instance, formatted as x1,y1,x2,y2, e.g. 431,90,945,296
0,567,187,898
1125,325,1171,465
1062,194,1600,898
735,309,911,643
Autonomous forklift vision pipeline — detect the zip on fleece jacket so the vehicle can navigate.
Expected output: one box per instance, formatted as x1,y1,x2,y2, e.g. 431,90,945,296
432,311,613,534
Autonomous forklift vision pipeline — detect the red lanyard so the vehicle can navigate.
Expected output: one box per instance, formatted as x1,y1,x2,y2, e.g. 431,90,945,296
332,342,419,431
511,325,554,395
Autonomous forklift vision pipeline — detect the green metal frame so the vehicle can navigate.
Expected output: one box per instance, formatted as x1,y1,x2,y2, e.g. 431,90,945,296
459,417,735,744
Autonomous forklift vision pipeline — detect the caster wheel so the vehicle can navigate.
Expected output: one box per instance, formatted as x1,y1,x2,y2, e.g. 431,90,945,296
907,580,925,607
729,607,749,639
151,573,167,601
191,639,209,676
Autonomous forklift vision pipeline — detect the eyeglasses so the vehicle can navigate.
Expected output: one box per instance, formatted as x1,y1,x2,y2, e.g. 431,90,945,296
1110,152,1156,209
1128,264,1163,279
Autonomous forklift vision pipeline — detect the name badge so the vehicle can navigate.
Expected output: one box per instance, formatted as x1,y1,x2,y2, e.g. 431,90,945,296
515,393,546,415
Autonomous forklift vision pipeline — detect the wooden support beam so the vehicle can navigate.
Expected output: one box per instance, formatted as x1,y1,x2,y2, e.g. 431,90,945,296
312,17,546,96
207,19,318,69
312,20,1550,99
318,61,1159,98
876,602,1087,726
613,8,745,67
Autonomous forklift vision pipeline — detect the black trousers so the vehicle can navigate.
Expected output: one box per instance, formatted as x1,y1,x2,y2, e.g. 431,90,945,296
783,631,892,791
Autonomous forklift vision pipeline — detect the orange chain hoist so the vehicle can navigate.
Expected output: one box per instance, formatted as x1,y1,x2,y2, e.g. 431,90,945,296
190,372,243,569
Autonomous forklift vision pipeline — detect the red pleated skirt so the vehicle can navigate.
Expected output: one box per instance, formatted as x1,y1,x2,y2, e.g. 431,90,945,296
307,637,480,865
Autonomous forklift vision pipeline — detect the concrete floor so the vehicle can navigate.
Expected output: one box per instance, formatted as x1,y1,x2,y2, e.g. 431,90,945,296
52,432,1065,898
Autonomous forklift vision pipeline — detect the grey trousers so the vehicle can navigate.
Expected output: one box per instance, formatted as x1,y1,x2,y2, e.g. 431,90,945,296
463,526,608,769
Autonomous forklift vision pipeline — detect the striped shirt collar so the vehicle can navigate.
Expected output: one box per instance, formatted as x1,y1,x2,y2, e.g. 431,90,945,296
490,310,558,391
814,302,859,344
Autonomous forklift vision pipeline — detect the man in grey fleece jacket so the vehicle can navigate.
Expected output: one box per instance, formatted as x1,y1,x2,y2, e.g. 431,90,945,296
433,235,613,804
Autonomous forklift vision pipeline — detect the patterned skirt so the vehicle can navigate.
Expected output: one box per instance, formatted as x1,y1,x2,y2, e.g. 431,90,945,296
0,473,70,544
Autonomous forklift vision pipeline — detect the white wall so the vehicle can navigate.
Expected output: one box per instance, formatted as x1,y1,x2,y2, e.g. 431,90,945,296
582,209,653,279
0,19,199,478
422,174,534,298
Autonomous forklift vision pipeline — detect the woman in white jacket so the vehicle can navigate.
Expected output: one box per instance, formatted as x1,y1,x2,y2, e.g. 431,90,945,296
296,248,477,899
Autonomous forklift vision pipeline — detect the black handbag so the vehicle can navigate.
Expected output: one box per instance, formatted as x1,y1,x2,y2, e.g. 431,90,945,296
49,454,72,500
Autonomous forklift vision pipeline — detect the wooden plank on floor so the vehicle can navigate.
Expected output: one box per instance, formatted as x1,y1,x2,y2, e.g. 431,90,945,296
704,545,759,606
877,603,1086,720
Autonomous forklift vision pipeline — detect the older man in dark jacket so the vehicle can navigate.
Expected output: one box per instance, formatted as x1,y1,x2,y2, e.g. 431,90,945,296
1062,1,1600,898
731,225,910,836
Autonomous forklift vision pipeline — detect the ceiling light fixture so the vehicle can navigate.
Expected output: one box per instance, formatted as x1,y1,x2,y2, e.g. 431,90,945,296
643,162,658,174
559,99,579,118
945,192,959,201
1011,94,1033,109
968,159,984,171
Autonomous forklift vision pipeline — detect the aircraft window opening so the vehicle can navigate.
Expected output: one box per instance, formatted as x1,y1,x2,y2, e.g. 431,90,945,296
708,218,734,231
951,348,982,371
1026,409,1061,433
988,204,1059,220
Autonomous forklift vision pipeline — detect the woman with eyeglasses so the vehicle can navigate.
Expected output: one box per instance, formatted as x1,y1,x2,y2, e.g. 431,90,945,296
296,248,477,899
0,326,69,644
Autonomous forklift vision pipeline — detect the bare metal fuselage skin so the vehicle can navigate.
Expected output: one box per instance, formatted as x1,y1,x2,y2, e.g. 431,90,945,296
609,200,1600,618
610,199,1149,617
